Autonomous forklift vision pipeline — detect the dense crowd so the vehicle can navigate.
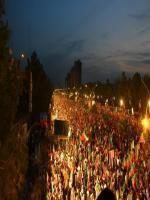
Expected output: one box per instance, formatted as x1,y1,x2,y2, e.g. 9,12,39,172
47,92,149,199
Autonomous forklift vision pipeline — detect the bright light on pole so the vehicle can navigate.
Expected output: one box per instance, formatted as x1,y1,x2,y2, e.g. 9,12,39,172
21,53,25,58
120,99,124,107
141,116,150,132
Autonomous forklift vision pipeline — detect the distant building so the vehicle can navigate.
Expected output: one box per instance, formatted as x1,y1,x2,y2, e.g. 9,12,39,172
65,60,82,88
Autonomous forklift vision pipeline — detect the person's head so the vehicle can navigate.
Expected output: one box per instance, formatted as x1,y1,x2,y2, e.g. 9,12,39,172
97,188,116,200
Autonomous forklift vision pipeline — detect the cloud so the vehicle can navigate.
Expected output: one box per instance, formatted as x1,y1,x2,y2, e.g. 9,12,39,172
107,50,150,74
137,25,150,35
43,39,86,85
120,60,150,74
129,13,150,20
129,8,150,21
114,50,150,61
65,39,85,55
100,33,109,40
141,40,150,47
43,45,150,86
81,53,113,64
140,59,150,65
81,48,150,82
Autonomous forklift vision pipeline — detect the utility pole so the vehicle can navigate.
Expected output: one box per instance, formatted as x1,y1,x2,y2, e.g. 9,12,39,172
21,53,32,114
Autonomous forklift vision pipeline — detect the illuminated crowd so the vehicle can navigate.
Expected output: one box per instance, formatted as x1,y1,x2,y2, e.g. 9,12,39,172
46,92,149,200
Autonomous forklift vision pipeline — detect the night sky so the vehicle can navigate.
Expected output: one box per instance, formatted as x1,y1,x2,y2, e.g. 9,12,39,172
6,0,150,86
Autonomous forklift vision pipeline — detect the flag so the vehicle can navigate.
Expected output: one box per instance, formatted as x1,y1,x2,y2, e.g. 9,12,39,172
109,135,113,147
80,132,89,142
129,163,136,177
80,134,85,142
139,132,145,144
123,155,130,169
131,140,134,150
135,144,139,158
109,149,115,159
132,174,137,190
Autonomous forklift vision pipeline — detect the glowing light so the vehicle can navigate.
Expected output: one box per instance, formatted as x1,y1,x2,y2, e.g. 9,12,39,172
148,99,150,108
60,152,64,160
21,53,25,58
120,99,124,107
105,99,108,106
131,107,134,115
141,116,150,131
68,127,72,137
92,100,95,106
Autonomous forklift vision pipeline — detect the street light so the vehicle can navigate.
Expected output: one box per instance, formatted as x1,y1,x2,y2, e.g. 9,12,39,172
141,116,150,132
21,53,25,59
120,99,124,107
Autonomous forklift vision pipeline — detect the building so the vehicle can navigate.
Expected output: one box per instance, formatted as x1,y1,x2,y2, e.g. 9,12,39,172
65,60,82,88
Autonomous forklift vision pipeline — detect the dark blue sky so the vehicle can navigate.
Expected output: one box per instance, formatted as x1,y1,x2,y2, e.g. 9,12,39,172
6,0,150,86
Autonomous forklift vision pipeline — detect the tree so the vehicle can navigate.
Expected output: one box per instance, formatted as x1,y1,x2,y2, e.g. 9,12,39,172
0,0,5,16
0,1,23,141
0,2,27,200
26,51,53,117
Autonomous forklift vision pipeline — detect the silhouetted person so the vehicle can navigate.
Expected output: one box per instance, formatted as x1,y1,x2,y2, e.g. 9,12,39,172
97,188,116,200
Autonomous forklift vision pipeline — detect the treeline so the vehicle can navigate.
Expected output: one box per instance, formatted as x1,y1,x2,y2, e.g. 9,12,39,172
76,72,150,113
0,1,53,198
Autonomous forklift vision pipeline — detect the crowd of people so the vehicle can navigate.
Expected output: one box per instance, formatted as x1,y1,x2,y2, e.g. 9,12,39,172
46,92,149,199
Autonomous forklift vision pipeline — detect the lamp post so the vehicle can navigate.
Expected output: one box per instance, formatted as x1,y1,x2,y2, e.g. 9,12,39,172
21,53,32,113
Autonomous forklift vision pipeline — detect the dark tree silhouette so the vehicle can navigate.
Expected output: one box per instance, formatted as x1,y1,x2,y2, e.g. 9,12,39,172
0,0,23,140
26,51,53,117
